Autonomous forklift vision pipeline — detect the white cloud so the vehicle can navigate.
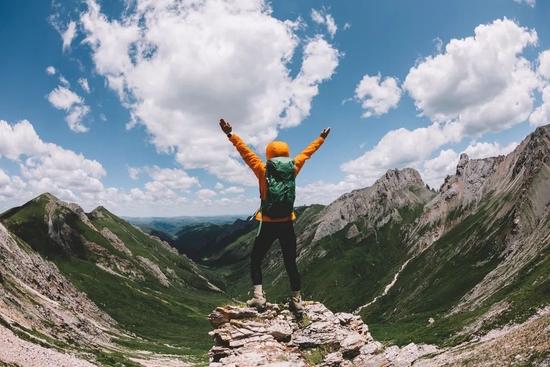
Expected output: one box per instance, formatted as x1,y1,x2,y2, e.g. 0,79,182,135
220,185,245,194
513,0,535,7
403,18,539,136
80,0,339,186
342,18,540,191
529,50,550,127
341,123,462,185
197,188,217,202
463,141,518,158
0,120,216,216
47,85,90,132
0,168,26,201
58,75,70,87
354,73,402,118
296,180,357,206
281,36,340,128
529,85,550,127
46,66,56,75
0,120,105,202
420,149,460,189
311,8,337,38
128,167,140,180
78,78,90,93
538,50,550,79
144,166,199,193
62,21,77,51
419,141,518,188
47,86,81,110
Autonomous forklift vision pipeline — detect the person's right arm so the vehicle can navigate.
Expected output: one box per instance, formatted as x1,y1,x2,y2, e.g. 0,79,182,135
220,119,264,178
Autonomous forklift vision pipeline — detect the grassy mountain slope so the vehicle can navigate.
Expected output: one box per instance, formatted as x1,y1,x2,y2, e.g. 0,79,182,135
171,218,256,263
0,194,229,363
361,125,550,346
210,127,549,351
214,170,435,311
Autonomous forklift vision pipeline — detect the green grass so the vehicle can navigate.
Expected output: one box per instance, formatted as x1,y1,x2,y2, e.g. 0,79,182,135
301,344,338,365
361,201,517,346
262,206,425,310
56,256,226,359
94,350,142,367
1,196,230,362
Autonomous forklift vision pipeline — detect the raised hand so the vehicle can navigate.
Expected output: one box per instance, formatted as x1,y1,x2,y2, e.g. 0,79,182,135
320,127,331,139
219,118,232,135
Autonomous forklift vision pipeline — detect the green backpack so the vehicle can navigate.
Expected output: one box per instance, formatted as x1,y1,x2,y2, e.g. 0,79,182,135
261,157,296,218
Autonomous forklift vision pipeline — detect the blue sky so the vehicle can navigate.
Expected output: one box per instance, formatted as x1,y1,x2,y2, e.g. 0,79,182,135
0,0,549,216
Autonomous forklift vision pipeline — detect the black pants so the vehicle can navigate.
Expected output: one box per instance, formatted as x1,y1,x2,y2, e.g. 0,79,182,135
250,221,301,291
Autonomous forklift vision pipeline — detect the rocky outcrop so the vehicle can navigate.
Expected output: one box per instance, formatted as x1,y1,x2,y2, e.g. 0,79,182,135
309,168,434,243
208,302,438,366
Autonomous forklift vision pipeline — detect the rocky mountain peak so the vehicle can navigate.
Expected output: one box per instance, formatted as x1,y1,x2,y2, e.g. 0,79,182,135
511,124,550,179
309,168,433,243
376,167,425,188
89,205,111,219
208,302,437,366
456,153,469,176
34,192,60,203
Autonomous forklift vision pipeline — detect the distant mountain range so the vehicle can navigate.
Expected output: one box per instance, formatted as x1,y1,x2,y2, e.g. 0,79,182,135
126,214,246,237
0,125,548,366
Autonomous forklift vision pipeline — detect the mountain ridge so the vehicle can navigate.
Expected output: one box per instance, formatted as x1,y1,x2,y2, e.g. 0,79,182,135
0,125,549,366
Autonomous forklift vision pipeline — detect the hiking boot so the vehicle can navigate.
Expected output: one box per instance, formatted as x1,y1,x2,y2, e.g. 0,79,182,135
289,290,304,317
246,285,266,310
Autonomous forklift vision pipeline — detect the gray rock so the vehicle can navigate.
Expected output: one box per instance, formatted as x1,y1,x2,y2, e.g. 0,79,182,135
207,301,438,366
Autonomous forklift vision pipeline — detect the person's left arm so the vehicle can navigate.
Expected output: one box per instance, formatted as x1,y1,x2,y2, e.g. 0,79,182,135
294,128,330,175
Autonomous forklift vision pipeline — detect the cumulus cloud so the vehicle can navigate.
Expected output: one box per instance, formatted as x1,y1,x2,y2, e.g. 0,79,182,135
538,50,550,79
47,85,90,132
78,78,90,93
354,73,401,118
197,188,217,200
513,0,535,7
342,18,540,191
0,120,218,216
80,0,339,186
219,185,245,194
128,167,140,180
529,50,550,127
529,85,550,126
341,123,462,185
403,18,539,136
0,120,105,203
296,180,356,206
47,86,81,110
46,66,56,75
311,8,337,38
144,166,198,193
62,21,77,51
419,141,518,188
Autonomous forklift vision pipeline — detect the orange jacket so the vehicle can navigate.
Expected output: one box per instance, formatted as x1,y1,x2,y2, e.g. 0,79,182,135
229,133,325,222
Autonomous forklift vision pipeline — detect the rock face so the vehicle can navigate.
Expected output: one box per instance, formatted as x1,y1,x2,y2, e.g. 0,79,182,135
309,168,434,243
0,223,115,347
208,302,437,367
